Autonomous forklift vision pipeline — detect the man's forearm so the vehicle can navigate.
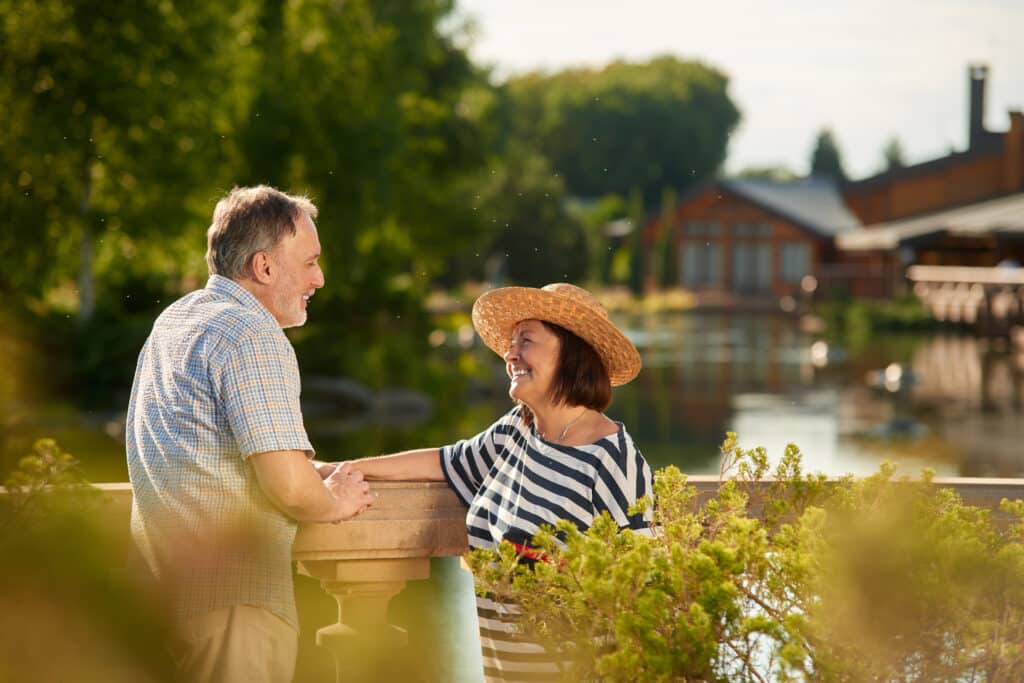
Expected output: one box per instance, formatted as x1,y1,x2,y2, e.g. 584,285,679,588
273,482,352,523
252,450,363,523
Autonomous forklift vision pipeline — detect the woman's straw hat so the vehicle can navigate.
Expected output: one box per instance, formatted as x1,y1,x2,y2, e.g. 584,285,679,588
471,283,642,386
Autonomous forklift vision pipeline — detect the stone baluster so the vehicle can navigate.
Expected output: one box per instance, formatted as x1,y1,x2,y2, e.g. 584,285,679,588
292,481,468,683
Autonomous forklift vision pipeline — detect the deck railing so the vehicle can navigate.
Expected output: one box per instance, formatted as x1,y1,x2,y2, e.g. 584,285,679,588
907,264,1024,337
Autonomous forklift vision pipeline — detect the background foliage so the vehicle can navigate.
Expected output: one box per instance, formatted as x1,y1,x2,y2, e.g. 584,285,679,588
1,0,739,424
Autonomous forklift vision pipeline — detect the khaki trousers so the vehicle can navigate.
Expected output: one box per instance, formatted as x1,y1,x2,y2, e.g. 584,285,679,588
172,605,298,683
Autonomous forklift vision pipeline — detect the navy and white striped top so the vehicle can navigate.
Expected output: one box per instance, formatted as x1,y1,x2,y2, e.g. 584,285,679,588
440,405,653,681
440,405,653,551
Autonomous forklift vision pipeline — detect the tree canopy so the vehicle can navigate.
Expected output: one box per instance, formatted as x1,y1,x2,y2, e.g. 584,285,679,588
809,128,847,182
501,56,741,205
882,135,906,171
2,2,743,406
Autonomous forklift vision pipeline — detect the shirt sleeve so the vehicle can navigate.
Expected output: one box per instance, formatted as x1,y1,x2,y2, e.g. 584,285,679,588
215,327,314,459
439,407,520,507
591,428,654,534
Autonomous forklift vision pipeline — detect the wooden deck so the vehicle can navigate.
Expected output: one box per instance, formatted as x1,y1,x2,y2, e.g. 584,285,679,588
907,265,1024,339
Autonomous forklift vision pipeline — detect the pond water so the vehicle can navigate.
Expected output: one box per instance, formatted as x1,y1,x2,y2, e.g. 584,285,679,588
610,311,1024,479
306,311,1024,483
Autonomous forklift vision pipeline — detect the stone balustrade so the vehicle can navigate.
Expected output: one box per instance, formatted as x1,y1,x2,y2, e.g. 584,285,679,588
291,482,468,683
12,475,1024,681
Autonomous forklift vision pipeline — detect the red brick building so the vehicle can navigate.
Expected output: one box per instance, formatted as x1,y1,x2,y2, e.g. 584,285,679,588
844,66,1023,227
646,177,860,300
837,66,1024,288
648,65,1024,300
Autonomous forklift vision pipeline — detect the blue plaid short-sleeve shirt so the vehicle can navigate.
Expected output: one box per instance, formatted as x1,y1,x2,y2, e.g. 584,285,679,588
126,275,313,629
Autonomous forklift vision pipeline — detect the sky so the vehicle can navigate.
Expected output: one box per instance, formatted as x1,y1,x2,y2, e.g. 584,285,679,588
453,0,1024,180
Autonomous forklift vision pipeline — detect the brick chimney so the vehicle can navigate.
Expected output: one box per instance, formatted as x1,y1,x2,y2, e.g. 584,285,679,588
969,64,989,150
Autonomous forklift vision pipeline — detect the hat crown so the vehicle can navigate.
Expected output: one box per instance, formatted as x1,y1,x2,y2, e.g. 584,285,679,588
471,282,641,386
541,283,609,320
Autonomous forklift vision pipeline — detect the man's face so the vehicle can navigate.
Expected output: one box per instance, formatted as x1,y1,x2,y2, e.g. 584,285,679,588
266,212,324,328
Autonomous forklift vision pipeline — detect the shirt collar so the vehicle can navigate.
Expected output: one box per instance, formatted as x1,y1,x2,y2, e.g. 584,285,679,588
205,274,279,327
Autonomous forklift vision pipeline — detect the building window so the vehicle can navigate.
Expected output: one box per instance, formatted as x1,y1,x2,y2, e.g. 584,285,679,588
781,243,811,283
732,243,773,293
734,222,772,237
685,221,722,236
681,243,721,289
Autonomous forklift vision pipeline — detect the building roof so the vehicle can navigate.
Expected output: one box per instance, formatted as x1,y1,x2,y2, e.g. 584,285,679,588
720,177,862,237
837,192,1024,251
842,135,1005,193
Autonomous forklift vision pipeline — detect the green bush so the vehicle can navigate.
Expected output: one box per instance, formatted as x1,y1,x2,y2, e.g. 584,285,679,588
1,440,176,683
816,295,939,353
467,435,1024,682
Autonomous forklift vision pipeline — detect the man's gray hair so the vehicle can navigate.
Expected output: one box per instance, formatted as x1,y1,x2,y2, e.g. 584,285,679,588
205,185,318,279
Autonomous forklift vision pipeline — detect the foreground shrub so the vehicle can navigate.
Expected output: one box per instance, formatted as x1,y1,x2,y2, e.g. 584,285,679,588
467,435,1024,682
0,440,176,683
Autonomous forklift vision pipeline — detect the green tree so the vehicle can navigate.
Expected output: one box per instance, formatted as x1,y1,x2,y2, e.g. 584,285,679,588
502,56,741,204
656,187,678,288
567,195,629,286
734,165,799,182
228,0,494,385
0,0,260,321
447,150,588,287
626,188,646,296
3,0,498,400
882,135,906,171
810,128,847,182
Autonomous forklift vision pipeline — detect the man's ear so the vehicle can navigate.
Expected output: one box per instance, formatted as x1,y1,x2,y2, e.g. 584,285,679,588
250,251,274,285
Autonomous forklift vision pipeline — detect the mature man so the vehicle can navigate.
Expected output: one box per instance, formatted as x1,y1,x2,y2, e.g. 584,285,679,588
126,185,373,682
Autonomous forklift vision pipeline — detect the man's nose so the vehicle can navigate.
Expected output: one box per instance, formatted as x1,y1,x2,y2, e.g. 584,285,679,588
312,266,325,289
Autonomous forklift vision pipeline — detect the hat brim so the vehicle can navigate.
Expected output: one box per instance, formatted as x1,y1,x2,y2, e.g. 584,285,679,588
471,287,641,386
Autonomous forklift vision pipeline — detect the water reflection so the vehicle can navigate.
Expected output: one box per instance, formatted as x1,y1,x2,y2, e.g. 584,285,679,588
612,312,1024,478
3,311,1022,483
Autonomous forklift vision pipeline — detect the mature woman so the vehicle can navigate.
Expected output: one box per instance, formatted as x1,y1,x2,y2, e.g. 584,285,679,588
349,283,653,681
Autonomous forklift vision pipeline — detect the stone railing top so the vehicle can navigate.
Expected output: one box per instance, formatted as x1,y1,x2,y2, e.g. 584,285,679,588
907,264,1024,285
59,481,470,562
12,477,1024,563
291,481,468,562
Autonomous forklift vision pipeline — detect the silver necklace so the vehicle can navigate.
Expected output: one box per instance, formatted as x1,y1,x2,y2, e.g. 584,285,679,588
543,408,588,443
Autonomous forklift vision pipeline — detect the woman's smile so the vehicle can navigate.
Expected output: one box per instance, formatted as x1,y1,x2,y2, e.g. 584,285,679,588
503,320,560,405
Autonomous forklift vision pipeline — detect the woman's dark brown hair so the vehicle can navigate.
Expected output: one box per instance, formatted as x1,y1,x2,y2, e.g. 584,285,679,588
519,321,612,425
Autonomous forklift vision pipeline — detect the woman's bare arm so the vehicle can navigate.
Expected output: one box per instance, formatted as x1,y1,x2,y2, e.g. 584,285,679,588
345,448,446,481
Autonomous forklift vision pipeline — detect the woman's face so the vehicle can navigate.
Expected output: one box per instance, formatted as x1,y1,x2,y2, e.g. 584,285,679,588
504,319,561,408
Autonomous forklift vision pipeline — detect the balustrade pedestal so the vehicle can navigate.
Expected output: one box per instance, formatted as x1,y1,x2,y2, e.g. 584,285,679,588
292,482,468,683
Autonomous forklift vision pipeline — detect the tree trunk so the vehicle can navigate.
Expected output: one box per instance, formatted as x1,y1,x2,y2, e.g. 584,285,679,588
77,155,95,326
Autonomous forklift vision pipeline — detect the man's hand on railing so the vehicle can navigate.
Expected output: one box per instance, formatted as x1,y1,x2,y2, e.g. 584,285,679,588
324,463,376,523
